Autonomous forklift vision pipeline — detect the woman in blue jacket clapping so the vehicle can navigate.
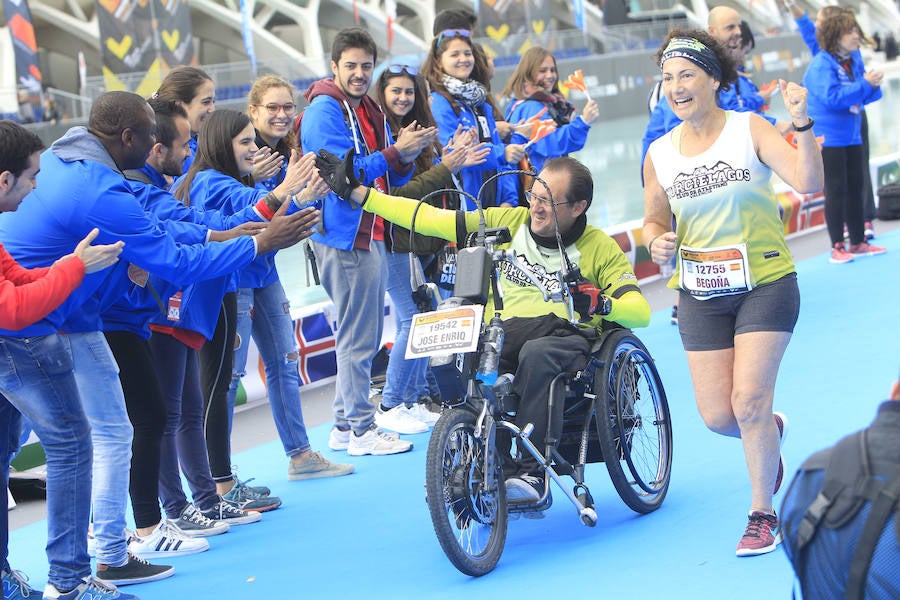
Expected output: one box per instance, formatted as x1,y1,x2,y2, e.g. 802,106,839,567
803,10,885,263
421,28,523,209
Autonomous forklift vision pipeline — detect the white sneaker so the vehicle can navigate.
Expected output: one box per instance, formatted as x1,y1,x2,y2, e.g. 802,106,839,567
375,404,428,434
128,521,209,558
328,426,350,451
408,402,440,427
348,427,413,456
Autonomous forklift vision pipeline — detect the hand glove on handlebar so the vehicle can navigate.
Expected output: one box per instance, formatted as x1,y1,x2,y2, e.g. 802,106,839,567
571,281,611,323
315,149,364,205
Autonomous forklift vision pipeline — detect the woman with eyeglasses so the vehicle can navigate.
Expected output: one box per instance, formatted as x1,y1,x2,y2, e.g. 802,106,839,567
422,28,524,209
502,47,600,183
214,75,357,485
371,64,489,434
154,66,216,173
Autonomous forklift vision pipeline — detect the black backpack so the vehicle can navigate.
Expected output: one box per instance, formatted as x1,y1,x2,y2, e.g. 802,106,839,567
780,429,900,600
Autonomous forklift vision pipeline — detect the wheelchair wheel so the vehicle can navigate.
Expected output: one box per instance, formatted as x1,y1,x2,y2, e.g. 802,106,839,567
425,408,508,576
594,329,672,514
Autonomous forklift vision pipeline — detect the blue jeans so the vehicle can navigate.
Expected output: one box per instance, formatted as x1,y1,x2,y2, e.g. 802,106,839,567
0,334,92,590
67,331,133,568
382,252,430,409
150,333,219,517
227,281,311,457
312,241,387,434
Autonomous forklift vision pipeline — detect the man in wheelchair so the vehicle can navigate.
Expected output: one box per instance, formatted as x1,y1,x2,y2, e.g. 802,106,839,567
314,152,651,505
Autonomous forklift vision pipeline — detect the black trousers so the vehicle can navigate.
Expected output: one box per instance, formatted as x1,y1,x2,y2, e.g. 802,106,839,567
500,315,593,475
199,292,237,482
104,330,166,529
822,145,866,246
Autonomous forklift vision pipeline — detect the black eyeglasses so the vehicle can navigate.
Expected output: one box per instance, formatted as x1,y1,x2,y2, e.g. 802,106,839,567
253,102,297,115
387,64,418,77
435,29,471,48
525,191,568,207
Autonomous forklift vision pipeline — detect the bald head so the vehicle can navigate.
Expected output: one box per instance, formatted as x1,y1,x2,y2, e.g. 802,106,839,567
708,6,742,52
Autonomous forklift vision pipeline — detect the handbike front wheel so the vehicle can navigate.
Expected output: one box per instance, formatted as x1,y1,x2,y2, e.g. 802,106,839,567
595,330,673,514
425,408,508,576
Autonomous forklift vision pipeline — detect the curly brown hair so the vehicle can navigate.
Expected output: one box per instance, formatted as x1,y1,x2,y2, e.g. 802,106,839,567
816,9,869,55
655,28,738,93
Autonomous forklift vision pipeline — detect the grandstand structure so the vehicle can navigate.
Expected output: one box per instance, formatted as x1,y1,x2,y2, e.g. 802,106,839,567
1,0,898,117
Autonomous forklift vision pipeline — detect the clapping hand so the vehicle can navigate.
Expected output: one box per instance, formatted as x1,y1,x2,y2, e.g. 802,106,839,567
251,146,285,183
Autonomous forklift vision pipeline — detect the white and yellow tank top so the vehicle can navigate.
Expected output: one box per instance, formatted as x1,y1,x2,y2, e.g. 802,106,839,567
648,111,794,298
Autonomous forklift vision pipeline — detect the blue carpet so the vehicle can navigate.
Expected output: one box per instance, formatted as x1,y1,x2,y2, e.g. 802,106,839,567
10,231,899,599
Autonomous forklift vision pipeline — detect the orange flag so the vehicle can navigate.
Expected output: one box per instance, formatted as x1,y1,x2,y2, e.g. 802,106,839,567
525,119,557,147
562,69,591,101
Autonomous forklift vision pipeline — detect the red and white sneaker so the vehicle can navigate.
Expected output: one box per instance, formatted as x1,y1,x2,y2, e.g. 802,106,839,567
773,412,788,495
829,243,854,264
736,511,781,557
848,241,887,258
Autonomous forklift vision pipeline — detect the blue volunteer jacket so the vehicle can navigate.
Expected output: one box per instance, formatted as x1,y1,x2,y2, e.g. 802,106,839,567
193,169,278,290
430,92,518,210
803,51,882,147
505,98,591,173
0,127,259,338
100,166,268,338
300,77,413,251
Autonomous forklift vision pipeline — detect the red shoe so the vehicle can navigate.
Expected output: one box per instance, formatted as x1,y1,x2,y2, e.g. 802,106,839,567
848,241,887,257
736,511,781,557
829,243,854,264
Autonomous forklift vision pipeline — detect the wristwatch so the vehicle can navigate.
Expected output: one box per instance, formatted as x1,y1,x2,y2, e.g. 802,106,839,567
793,118,815,132
598,295,612,316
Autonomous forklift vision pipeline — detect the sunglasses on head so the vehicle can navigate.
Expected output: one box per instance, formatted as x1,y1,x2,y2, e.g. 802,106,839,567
387,64,418,77
435,28,472,49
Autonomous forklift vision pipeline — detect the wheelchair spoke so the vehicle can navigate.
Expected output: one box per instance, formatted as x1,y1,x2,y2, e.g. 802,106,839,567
426,409,508,576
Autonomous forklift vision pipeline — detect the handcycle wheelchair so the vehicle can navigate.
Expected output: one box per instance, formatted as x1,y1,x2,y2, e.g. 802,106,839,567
406,175,673,577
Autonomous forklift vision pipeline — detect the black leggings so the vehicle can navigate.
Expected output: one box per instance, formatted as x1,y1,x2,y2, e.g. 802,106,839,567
822,145,865,246
103,330,166,529
200,292,237,483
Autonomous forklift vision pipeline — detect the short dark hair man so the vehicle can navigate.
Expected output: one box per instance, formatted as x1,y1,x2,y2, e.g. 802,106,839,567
316,152,651,500
0,119,126,600
299,27,437,456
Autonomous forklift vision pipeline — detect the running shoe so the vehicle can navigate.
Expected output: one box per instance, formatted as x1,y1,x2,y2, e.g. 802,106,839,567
829,243,854,264
736,511,781,557
848,241,887,258
2,568,34,600
222,478,282,512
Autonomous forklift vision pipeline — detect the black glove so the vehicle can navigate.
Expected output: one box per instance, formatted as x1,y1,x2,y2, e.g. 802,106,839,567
570,281,611,323
315,149,364,205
